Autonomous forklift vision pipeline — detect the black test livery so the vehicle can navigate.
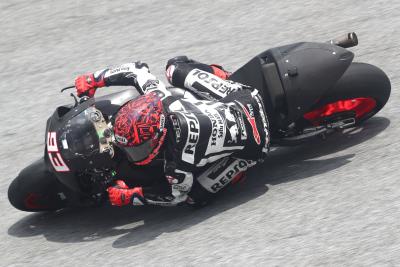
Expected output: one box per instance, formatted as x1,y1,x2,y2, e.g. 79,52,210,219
8,32,391,211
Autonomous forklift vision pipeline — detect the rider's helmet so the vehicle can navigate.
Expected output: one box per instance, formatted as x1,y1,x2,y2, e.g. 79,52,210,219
113,92,167,165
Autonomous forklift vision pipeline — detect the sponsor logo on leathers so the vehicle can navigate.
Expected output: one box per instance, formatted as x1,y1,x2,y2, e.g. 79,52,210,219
181,111,200,164
142,79,160,91
197,158,256,193
185,69,242,98
108,66,130,75
235,101,261,145
159,113,165,131
170,115,182,143
254,93,270,152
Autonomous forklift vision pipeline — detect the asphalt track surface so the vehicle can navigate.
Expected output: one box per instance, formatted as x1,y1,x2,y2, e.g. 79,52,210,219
1,0,400,266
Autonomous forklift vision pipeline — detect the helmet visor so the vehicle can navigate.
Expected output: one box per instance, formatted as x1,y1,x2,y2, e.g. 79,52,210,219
122,140,153,162
116,134,160,162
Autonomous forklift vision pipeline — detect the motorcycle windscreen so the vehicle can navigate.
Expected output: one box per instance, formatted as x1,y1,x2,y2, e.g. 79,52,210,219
47,107,114,192
61,110,101,158
60,107,113,167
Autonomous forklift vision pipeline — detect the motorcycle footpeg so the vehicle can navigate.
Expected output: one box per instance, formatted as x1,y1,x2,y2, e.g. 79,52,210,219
327,118,356,129
276,126,328,146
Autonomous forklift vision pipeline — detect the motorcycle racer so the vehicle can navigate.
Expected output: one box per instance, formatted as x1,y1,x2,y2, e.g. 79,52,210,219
75,57,270,207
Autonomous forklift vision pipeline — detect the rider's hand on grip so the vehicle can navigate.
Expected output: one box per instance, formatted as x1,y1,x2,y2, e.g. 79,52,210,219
107,180,145,206
75,73,105,97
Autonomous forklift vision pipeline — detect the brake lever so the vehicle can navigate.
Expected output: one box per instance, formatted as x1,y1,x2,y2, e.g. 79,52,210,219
60,85,80,107
61,85,75,92
70,93,79,107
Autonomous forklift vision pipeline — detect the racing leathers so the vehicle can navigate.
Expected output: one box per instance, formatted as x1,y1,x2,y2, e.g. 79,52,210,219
77,58,270,206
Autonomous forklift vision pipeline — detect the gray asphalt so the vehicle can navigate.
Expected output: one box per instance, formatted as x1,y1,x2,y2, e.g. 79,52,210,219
1,0,400,266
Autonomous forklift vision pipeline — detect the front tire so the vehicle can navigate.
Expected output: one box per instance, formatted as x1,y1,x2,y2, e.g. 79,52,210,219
8,158,67,212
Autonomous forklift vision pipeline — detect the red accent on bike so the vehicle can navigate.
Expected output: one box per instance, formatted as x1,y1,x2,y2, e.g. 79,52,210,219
303,97,376,124
24,193,47,210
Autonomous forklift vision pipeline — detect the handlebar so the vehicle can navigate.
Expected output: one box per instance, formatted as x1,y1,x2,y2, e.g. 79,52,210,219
61,85,75,92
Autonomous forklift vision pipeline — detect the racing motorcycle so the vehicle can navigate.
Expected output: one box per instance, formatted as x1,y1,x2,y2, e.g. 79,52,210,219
8,32,391,212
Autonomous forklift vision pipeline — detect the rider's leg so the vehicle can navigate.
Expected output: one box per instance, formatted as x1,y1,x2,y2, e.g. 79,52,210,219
165,55,231,88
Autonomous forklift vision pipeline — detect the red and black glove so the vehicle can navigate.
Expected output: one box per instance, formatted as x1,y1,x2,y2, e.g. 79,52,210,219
74,73,105,97
107,180,145,206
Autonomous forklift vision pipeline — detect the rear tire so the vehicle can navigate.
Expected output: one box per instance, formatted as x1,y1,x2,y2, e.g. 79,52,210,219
306,62,391,124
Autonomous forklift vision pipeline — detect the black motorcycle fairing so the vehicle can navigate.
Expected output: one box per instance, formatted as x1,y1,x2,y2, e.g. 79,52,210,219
44,87,195,193
45,103,115,192
230,42,354,131
270,42,354,124
94,89,140,118
229,56,286,132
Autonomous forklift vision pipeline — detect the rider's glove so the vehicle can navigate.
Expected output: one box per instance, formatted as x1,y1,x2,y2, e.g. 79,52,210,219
75,73,105,97
107,180,145,206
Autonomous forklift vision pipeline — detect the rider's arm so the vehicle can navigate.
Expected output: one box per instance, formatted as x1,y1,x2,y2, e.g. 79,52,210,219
107,157,257,207
159,157,257,206
106,169,193,207
75,62,170,98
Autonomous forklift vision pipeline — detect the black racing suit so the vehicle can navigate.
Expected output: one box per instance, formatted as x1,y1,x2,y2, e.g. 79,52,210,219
93,59,270,206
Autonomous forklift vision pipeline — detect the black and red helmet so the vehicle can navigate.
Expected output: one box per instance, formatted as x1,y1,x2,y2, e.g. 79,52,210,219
113,92,167,165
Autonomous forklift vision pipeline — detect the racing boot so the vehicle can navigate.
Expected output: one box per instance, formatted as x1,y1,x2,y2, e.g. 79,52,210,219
166,56,231,86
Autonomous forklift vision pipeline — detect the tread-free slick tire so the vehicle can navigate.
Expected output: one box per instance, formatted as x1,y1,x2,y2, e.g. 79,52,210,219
307,62,391,124
8,158,67,212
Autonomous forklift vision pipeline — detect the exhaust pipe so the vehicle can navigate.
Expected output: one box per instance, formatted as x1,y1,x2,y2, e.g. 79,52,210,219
328,32,358,48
